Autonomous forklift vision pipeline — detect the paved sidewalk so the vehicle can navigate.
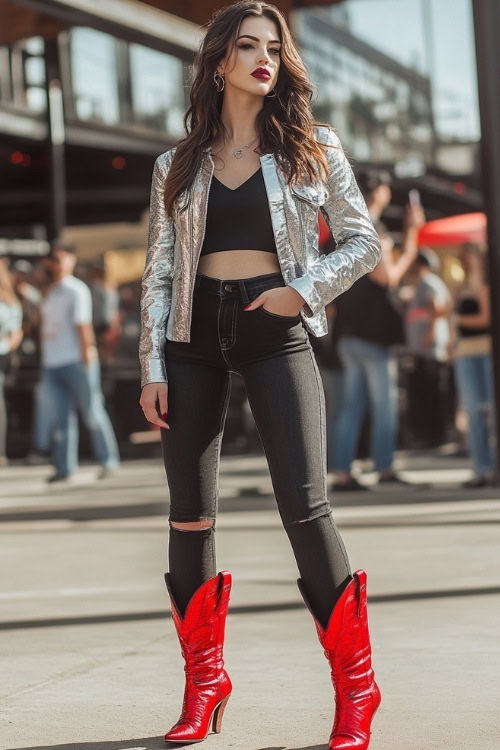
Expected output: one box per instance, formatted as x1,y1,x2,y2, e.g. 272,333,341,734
0,454,499,750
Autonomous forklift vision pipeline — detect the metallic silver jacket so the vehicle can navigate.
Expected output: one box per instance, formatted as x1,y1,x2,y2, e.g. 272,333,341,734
139,125,381,387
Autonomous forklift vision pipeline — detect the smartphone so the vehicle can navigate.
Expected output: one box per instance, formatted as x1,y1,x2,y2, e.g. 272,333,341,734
409,189,421,207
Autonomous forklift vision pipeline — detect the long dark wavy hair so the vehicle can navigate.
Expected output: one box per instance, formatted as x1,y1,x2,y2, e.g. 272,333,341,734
163,0,337,218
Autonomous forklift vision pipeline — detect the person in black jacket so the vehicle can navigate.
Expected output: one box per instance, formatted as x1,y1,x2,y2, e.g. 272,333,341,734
332,185,425,490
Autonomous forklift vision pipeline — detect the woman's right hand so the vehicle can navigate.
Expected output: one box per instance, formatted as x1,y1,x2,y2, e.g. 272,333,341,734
140,382,170,429
404,202,426,231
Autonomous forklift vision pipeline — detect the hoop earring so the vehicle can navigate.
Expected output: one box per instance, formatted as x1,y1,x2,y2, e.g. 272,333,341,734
265,88,277,98
214,72,225,93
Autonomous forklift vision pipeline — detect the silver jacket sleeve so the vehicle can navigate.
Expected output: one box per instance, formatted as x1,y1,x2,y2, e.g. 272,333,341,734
287,130,382,317
139,151,174,388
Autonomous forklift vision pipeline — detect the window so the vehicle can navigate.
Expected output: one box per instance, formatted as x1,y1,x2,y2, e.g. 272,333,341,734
129,45,185,135
24,37,46,113
71,28,120,124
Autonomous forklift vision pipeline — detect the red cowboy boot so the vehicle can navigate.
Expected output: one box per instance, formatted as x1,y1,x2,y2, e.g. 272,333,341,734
164,570,232,744
298,569,381,749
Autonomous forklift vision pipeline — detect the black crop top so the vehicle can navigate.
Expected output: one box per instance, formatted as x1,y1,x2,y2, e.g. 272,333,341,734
200,167,277,256
456,295,490,338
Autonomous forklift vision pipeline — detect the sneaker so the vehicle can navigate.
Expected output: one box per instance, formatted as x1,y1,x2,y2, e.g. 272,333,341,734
377,472,412,485
97,466,118,480
462,475,489,489
46,472,72,484
331,476,369,491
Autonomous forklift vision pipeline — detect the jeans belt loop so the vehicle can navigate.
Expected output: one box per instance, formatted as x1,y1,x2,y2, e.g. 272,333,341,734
238,279,250,304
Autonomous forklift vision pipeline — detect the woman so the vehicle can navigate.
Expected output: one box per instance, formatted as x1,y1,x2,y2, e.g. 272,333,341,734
0,257,23,467
454,242,496,487
139,3,382,748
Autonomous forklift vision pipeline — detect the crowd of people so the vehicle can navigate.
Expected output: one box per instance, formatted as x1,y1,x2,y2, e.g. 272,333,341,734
0,189,497,487
311,171,497,490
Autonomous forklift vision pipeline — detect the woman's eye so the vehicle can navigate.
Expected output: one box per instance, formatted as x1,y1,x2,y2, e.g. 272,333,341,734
238,44,280,55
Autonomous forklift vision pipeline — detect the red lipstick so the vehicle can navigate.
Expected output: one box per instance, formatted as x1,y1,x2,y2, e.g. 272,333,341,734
251,67,271,80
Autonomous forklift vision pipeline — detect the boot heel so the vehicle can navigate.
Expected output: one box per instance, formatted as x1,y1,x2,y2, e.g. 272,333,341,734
212,694,230,734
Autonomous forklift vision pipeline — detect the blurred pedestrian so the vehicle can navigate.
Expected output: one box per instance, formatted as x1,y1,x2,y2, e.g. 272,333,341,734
0,257,23,466
311,302,346,471
453,242,496,487
11,259,42,340
25,258,58,463
139,5,381,748
89,261,120,360
406,248,452,447
40,240,120,482
332,201,425,489
359,168,392,227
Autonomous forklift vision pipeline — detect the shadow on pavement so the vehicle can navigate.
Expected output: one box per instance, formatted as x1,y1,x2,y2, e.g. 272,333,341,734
0,499,273,524
12,740,164,750
1,484,499,525
1,584,499,631
11,743,324,750
2,517,499,536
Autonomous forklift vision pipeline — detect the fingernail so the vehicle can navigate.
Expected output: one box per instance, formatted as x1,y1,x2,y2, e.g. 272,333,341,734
162,413,167,420
244,304,252,310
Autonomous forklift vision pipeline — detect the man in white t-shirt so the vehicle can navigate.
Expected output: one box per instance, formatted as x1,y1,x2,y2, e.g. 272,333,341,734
40,241,120,482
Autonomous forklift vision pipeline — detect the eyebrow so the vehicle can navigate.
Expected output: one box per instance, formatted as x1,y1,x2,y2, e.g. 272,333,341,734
237,35,281,44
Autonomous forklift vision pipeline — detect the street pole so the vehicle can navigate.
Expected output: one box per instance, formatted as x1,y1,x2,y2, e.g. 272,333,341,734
472,0,500,468
44,37,66,241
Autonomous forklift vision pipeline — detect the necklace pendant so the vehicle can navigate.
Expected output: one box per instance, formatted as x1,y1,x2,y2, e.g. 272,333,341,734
234,149,243,159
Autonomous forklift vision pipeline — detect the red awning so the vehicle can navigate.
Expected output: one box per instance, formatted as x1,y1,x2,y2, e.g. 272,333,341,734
418,212,486,246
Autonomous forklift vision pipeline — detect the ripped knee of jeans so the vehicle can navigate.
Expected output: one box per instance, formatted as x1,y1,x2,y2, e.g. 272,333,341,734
169,519,215,532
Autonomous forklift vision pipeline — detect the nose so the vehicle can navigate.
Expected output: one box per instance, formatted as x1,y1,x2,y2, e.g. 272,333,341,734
257,49,272,66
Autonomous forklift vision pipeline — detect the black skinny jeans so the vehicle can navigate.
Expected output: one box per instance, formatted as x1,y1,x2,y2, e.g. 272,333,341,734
161,271,352,628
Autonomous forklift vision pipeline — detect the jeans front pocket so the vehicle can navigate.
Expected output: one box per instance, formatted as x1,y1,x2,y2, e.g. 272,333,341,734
257,305,301,322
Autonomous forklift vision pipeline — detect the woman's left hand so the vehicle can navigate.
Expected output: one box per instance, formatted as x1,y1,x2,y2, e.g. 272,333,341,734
244,287,305,317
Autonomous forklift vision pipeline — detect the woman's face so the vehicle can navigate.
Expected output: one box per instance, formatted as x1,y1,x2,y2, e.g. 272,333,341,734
218,15,281,98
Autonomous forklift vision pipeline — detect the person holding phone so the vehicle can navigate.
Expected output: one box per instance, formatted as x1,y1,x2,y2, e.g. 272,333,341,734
332,181,425,489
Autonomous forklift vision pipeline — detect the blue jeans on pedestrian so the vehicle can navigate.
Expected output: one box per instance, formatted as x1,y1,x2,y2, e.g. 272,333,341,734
333,335,396,473
32,377,57,454
42,359,120,476
455,353,496,476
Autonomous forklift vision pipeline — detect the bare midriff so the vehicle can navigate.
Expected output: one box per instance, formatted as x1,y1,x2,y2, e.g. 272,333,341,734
197,249,281,280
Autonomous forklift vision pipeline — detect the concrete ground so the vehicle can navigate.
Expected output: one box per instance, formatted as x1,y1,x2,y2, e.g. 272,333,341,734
1,452,499,750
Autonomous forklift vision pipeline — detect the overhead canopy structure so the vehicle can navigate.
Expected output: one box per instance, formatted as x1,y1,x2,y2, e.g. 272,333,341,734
0,0,204,54
1,0,344,49
138,0,343,28
418,213,487,247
